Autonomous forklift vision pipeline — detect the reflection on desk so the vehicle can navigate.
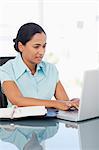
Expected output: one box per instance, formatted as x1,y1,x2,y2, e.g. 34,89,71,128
78,119,99,150
57,118,99,150
0,139,19,150
0,119,59,150
0,118,99,150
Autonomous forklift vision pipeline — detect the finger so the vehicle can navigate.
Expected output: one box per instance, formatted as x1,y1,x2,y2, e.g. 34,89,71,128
66,101,72,107
73,104,79,110
71,98,80,102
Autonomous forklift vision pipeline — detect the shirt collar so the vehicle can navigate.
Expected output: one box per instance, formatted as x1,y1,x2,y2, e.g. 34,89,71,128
36,61,46,75
13,53,46,80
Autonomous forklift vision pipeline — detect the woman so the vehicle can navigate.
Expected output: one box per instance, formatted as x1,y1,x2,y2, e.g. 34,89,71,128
0,22,79,110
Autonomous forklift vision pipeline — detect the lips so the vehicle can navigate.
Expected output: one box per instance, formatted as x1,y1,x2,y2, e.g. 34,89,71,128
35,57,43,61
35,56,43,59
36,57,42,59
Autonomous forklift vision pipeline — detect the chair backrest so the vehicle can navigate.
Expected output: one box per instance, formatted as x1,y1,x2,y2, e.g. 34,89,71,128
0,56,15,107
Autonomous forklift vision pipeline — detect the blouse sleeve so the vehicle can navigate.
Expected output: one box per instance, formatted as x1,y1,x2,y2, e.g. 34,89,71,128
0,67,14,85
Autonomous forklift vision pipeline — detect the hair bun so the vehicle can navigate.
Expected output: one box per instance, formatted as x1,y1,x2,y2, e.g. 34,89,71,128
13,38,17,43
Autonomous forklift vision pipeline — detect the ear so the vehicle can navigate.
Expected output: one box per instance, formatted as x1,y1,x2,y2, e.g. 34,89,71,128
18,42,24,52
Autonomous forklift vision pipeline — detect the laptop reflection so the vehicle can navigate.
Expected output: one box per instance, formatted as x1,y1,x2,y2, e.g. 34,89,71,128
64,119,99,150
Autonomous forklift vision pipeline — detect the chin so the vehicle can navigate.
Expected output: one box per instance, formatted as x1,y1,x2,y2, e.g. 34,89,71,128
35,60,42,64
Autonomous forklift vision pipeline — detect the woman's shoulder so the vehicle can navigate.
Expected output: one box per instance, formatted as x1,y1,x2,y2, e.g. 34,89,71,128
0,57,16,72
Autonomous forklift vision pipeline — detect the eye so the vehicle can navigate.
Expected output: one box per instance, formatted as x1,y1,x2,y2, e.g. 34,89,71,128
33,45,40,49
43,43,47,48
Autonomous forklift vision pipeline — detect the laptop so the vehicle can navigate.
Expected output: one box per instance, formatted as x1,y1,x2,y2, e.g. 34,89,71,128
57,69,99,121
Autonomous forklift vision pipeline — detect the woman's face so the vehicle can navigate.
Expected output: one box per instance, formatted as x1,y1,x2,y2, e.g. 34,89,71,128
19,32,46,65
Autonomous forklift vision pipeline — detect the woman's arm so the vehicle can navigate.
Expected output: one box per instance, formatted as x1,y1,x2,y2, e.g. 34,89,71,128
2,81,72,110
54,81,79,109
54,81,69,100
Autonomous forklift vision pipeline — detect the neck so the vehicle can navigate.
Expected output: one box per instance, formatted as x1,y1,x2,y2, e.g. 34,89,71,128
22,58,37,75
31,64,37,75
29,63,37,75
27,62,37,74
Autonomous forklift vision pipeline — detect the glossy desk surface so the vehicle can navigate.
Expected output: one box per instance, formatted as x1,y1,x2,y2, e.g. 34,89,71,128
0,117,99,150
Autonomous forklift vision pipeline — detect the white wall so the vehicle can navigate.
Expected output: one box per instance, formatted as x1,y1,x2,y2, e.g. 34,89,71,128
0,0,42,56
43,0,97,97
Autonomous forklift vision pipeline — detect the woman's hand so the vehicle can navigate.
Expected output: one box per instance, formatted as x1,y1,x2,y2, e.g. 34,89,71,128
54,98,80,111
54,100,72,111
70,98,80,110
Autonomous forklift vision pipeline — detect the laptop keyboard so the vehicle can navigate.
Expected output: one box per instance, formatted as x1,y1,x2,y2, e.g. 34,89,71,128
57,109,78,121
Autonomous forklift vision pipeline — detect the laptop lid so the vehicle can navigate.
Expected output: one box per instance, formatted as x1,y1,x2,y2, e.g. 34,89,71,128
78,69,99,121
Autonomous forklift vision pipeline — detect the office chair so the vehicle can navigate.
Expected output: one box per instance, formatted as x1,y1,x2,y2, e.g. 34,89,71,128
0,56,15,107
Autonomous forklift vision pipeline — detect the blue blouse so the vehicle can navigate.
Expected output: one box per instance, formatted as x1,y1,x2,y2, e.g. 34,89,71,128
0,53,59,107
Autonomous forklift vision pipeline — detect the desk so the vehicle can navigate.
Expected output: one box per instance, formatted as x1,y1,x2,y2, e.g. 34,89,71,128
0,117,99,150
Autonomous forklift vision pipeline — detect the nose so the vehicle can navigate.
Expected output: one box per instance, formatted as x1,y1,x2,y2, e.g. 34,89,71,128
38,46,45,55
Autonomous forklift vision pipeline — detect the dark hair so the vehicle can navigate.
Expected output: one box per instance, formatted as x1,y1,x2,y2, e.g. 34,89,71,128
13,22,46,52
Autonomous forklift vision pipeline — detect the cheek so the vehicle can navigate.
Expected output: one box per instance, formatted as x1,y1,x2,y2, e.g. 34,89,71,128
29,52,39,61
23,48,35,56
26,52,35,59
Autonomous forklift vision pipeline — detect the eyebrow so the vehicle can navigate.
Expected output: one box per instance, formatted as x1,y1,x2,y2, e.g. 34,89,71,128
33,43,47,46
